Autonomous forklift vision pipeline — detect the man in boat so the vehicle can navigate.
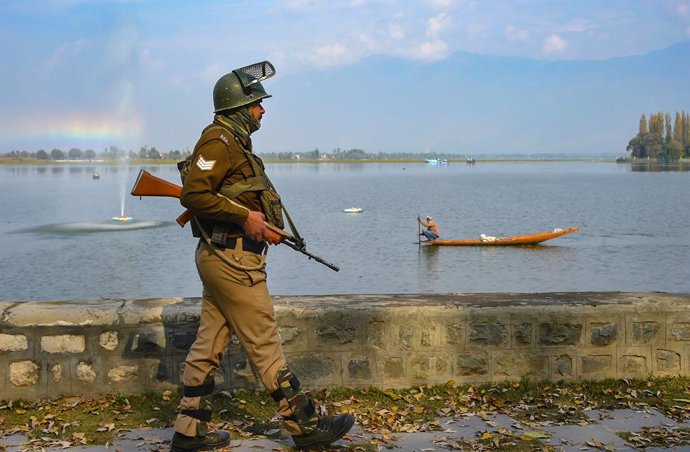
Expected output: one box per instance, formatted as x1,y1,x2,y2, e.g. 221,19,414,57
171,61,355,451
418,215,440,240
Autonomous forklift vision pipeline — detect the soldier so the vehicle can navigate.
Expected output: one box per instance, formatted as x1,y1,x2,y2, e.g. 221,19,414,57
171,61,355,451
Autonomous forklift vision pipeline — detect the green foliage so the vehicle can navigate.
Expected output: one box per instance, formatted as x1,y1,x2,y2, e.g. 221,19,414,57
628,111,690,160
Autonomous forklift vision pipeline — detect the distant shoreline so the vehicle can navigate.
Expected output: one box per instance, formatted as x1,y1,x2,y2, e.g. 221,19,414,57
3,157,689,166
0,157,625,165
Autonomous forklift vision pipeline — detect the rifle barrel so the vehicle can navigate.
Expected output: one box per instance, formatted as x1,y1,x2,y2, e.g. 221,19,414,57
281,241,340,272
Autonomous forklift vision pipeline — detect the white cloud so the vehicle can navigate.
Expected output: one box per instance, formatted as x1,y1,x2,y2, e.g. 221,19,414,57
311,43,351,67
388,23,405,40
429,0,454,8
427,13,450,38
558,18,598,33
505,25,529,41
543,34,567,53
408,39,448,60
677,3,689,16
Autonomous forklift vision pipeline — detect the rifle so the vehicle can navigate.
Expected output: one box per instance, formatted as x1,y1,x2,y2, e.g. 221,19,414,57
130,170,339,271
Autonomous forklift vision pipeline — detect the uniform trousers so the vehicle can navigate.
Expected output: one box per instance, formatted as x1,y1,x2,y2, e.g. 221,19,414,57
174,238,301,436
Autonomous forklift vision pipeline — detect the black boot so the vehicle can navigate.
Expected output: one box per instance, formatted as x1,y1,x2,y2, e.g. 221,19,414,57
291,413,355,450
170,431,230,452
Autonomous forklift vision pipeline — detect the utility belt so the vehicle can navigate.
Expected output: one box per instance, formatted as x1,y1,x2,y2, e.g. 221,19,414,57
197,219,266,255
219,236,267,255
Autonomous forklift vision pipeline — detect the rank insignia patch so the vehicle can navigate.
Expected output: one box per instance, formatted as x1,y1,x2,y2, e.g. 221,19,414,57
196,156,216,171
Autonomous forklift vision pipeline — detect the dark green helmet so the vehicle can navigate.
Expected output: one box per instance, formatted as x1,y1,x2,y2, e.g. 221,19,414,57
213,60,276,112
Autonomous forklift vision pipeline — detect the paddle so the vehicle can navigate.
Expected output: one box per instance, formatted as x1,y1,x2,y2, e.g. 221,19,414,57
417,213,421,246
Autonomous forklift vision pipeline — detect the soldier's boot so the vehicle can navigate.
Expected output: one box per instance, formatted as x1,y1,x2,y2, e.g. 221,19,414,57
171,376,230,452
291,413,356,450
271,366,355,450
170,431,230,452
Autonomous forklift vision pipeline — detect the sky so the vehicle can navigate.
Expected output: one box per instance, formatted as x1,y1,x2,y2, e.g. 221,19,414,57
1,0,689,155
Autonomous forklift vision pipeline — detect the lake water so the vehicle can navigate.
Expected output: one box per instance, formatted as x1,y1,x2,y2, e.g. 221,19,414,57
1,161,688,302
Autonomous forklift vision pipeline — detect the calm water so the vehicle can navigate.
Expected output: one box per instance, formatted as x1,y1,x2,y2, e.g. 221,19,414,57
1,161,688,301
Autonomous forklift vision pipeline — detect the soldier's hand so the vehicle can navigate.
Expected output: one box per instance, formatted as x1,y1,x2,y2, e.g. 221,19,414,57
243,211,268,242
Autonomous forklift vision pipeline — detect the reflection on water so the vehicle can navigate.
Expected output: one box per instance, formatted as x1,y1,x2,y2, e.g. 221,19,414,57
630,160,690,172
17,220,170,234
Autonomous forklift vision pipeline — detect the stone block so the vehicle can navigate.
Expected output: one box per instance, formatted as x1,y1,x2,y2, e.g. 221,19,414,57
468,322,507,347
445,323,465,346
617,347,651,378
0,333,29,353
652,346,682,376
668,321,690,342
107,365,139,383
553,354,575,379
44,359,74,399
455,351,489,377
99,331,119,351
345,357,374,381
589,322,619,347
493,351,548,380
366,320,385,349
512,322,533,346
287,355,338,388
399,325,414,350
420,324,438,348
121,298,181,324
9,360,40,387
539,322,582,346
630,321,660,345
50,363,63,383
279,326,306,350
315,325,358,347
408,354,450,382
579,354,614,378
76,360,97,384
383,356,404,379
5,301,119,327
41,334,86,354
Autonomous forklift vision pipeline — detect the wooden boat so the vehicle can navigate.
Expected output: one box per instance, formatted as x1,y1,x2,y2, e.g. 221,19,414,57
424,227,578,246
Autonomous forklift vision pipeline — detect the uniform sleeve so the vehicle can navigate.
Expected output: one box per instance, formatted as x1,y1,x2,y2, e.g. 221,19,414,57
180,139,250,225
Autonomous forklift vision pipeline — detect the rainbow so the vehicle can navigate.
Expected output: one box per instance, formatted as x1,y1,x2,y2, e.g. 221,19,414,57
3,113,142,148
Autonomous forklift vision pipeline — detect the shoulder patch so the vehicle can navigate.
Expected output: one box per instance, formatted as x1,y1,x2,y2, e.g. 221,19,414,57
196,155,216,171
219,134,229,145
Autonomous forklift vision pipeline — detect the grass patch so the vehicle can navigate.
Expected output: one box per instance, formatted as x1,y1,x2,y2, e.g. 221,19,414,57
1,377,689,450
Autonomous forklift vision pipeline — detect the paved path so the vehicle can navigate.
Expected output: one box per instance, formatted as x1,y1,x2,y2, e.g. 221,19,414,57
1,408,689,451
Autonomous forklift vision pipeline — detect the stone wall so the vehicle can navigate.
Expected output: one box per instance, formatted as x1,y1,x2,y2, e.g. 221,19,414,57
1,292,689,400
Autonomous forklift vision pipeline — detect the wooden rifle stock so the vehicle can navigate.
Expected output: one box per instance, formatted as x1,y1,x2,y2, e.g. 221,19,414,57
129,171,339,271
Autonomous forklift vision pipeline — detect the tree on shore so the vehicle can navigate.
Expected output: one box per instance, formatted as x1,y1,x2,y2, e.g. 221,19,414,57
627,111,689,160
50,148,65,160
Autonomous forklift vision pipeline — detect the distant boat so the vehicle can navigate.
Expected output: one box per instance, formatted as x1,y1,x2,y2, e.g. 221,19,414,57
423,227,578,246
466,158,476,165
112,216,134,222
343,207,363,213
92,172,100,180
426,159,448,165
